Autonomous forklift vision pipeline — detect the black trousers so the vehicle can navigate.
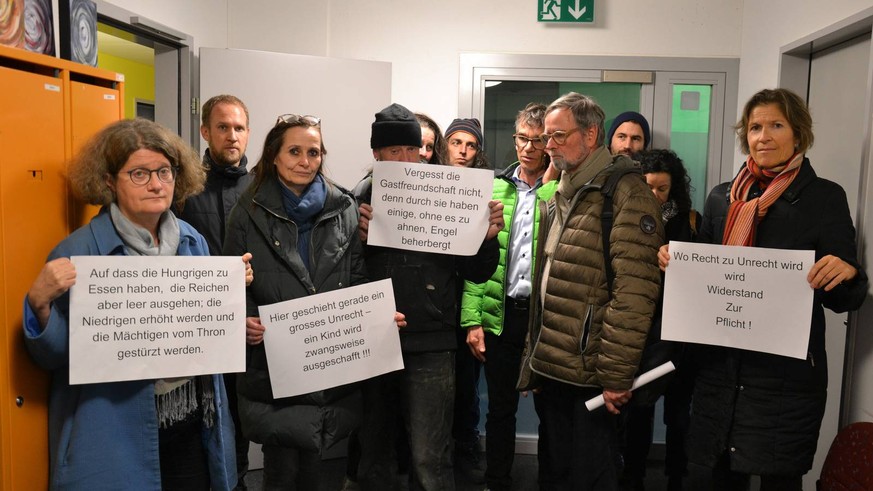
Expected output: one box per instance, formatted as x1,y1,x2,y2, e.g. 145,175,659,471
535,379,619,491
454,326,482,449
158,411,210,491
481,299,528,490
623,359,693,480
224,372,249,489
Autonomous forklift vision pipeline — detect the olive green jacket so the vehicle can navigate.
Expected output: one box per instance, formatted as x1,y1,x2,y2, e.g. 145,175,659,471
518,148,664,391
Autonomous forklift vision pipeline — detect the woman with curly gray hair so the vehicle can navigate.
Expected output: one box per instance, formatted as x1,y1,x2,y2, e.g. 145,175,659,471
24,118,250,490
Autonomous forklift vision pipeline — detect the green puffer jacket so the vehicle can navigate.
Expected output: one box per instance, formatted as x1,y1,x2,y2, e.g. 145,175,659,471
460,163,557,335
518,148,664,391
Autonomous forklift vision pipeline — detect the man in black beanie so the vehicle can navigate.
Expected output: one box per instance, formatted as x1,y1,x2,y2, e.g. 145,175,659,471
607,111,651,156
349,103,503,491
370,103,424,163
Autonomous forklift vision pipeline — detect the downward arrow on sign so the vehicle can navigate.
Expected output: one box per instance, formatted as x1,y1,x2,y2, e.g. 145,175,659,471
568,0,587,19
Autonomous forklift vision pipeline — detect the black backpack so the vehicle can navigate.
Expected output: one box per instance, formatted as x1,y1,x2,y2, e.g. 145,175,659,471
599,167,675,407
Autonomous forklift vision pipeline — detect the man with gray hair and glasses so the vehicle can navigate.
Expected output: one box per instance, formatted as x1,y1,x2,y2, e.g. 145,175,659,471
517,92,663,489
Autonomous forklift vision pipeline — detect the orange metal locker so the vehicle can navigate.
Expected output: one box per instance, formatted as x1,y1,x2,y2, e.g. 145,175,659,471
69,79,124,228
0,45,124,491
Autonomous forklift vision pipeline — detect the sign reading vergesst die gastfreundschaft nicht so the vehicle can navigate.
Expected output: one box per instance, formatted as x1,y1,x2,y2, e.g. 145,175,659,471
368,161,494,256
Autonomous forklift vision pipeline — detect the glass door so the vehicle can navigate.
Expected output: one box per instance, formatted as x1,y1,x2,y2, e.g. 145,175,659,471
484,80,646,170
653,72,729,210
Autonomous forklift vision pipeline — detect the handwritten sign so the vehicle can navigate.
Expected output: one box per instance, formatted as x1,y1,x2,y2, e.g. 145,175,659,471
258,279,402,398
69,256,246,384
368,160,494,255
661,241,814,359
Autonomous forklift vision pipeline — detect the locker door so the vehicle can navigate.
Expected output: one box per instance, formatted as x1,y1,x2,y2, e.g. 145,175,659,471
0,65,66,491
69,80,123,228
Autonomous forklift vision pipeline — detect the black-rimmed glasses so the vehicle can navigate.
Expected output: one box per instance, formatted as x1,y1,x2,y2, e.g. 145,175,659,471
275,114,321,127
540,127,580,145
513,133,547,150
124,166,177,186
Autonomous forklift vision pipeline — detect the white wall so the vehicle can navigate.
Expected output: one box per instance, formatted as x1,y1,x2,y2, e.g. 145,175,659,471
101,0,873,134
104,0,743,130
325,0,744,129
737,0,872,139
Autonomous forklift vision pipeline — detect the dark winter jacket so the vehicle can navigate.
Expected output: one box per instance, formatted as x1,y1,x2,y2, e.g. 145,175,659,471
178,150,253,255
687,158,868,475
644,208,700,356
354,176,499,353
222,175,366,452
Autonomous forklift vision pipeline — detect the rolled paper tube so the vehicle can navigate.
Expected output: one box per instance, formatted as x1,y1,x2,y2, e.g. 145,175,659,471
585,361,676,411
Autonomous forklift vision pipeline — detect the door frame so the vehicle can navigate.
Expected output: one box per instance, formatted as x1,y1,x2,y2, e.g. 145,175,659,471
459,54,740,191
93,0,195,144
778,6,873,428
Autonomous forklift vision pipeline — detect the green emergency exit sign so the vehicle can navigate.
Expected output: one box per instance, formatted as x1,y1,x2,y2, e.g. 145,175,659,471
538,0,594,23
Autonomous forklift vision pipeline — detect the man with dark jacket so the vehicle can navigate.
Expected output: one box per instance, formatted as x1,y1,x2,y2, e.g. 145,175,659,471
178,94,253,490
351,103,503,491
518,92,663,490
179,95,253,254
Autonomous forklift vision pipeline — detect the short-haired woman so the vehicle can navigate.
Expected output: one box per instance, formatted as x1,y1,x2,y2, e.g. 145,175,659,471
659,88,868,490
25,118,248,490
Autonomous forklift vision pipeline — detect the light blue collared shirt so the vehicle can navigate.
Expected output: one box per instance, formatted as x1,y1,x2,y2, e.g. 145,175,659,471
505,167,541,300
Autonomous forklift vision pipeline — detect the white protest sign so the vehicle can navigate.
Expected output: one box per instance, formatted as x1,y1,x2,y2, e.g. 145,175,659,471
258,278,402,398
662,241,815,359
368,160,494,256
69,256,246,384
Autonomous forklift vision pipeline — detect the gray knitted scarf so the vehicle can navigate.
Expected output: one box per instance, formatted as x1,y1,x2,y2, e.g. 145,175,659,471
109,203,215,429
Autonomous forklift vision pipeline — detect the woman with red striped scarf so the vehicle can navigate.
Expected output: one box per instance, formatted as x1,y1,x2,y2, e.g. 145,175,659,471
657,88,867,491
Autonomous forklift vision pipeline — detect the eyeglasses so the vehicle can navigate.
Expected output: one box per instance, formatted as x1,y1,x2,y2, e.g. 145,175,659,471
124,166,177,186
513,133,547,150
540,127,580,145
275,114,321,127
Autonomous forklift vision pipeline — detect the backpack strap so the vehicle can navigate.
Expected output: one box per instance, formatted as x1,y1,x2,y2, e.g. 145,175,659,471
601,166,644,300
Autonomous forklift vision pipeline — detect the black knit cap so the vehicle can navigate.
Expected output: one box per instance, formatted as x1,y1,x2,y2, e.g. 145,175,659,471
607,111,651,150
445,118,484,151
370,103,422,149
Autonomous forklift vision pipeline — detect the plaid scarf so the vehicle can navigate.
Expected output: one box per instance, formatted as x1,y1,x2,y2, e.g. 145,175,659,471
722,153,803,246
